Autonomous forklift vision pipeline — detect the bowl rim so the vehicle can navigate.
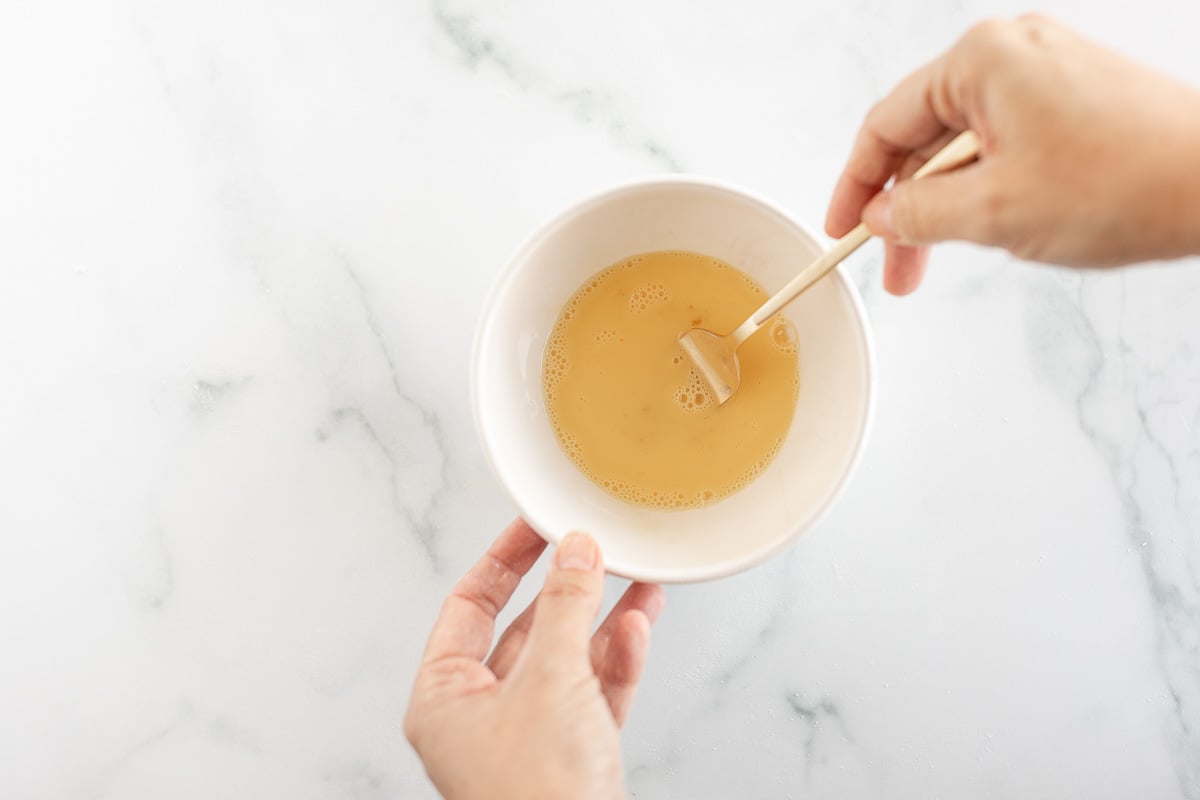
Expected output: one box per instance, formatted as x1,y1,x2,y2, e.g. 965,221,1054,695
470,173,876,583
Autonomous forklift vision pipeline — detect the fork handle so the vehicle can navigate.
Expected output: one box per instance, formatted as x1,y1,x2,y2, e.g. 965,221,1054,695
735,130,982,341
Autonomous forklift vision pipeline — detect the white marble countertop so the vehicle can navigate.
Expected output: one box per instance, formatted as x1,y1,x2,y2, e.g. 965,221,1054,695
4,1,1200,798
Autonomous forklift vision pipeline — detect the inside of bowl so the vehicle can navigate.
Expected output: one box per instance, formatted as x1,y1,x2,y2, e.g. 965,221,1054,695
475,180,872,582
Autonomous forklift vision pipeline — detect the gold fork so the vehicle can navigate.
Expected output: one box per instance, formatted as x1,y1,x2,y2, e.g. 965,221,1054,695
680,130,982,405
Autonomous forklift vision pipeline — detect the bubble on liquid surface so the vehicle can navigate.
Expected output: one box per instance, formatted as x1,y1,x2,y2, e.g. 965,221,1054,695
629,283,670,313
543,333,571,393
672,368,715,412
770,318,798,352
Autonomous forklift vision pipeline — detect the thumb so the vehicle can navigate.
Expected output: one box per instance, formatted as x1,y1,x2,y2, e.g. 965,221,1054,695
523,532,605,667
863,163,1001,247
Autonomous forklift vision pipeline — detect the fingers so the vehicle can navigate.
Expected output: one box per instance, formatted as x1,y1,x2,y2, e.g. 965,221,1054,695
863,161,1001,246
421,518,548,665
592,584,664,726
870,132,956,295
597,610,654,726
484,590,539,679
824,128,909,238
882,243,931,296
825,56,964,238
590,583,665,669
859,161,1005,294
520,532,605,668
490,581,665,681
825,18,1000,294
825,19,1017,298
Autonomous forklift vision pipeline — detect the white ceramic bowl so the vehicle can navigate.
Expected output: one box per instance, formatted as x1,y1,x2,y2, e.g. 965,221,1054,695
472,177,874,583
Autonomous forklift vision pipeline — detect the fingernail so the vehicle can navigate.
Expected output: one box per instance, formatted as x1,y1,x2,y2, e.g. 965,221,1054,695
554,533,596,571
864,192,895,237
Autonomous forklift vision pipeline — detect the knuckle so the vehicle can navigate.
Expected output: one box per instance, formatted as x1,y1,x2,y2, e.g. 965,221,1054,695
979,182,1006,222
975,181,1012,245
864,99,887,128
1015,12,1055,31
963,17,1009,48
1014,13,1058,47
860,106,894,153
892,188,927,241
953,18,1015,85
542,577,593,603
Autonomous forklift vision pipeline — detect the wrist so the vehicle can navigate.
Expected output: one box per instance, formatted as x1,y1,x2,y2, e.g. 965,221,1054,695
1165,92,1200,258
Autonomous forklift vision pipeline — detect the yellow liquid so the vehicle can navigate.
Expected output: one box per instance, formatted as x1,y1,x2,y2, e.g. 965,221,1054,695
544,250,799,510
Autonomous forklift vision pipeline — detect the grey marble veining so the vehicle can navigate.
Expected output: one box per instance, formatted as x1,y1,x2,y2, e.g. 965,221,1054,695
1024,268,1200,795
2,1,1199,798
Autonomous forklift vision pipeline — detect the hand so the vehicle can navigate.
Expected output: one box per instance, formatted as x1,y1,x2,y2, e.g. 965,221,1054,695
825,14,1200,295
404,519,665,800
